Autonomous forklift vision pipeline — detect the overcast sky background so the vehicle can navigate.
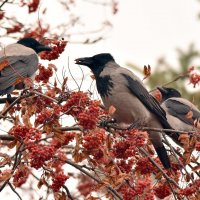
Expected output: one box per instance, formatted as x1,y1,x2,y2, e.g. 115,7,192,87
1,0,200,199
67,0,200,67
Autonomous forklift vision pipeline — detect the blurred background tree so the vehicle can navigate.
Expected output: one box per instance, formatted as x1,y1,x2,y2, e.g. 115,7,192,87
127,44,200,106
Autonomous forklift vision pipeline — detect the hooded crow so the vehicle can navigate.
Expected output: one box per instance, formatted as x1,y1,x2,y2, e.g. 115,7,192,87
0,37,52,95
75,53,172,169
157,86,200,144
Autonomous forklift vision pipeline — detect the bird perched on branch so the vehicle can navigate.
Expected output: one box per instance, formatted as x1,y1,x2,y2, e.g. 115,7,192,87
0,37,52,96
157,86,200,145
75,53,172,169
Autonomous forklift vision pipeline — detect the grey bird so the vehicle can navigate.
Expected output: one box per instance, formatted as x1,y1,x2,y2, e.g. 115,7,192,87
75,53,172,169
0,37,52,96
157,86,200,144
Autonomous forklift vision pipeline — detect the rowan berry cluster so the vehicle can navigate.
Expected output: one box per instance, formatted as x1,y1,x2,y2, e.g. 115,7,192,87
51,132,75,148
51,172,69,192
9,125,42,143
62,91,89,117
0,12,4,20
113,139,137,159
23,27,49,40
77,181,95,197
117,159,134,173
27,143,56,169
83,128,105,150
179,179,200,198
188,66,200,87
120,129,147,147
13,166,30,187
7,24,23,34
154,183,172,199
135,157,156,174
35,64,53,83
28,0,40,13
40,39,67,61
36,106,61,125
78,100,102,129
120,178,154,200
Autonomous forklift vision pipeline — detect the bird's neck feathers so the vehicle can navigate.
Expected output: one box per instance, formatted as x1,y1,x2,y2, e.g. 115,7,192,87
92,61,119,77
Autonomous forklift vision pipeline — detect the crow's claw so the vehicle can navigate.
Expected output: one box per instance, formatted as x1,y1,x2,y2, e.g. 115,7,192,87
99,118,116,128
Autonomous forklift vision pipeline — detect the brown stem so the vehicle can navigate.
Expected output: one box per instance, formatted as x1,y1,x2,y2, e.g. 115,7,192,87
64,159,123,200
139,147,180,188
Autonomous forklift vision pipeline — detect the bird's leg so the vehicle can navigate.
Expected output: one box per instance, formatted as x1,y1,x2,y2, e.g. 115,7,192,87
99,117,116,128
6,94,13,104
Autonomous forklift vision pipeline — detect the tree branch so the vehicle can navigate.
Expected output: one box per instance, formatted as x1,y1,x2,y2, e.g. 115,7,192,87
64,159,123,200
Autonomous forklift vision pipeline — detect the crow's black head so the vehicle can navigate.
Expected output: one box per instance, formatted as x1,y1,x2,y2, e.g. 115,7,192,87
157,86,181,101
17,37,52,54
75,53,115,75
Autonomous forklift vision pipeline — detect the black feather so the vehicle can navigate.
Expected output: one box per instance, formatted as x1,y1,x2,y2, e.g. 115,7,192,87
96,75,114,97
122,73,171,128
165,99,200,125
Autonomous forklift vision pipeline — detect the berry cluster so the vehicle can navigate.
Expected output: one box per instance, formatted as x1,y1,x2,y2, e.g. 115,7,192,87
9,125,42,143
52,132,75,148
178,179,200,198
78,100,102,129
120,178,154,200
40,39,67,61
51,171,69,192
36,106,61,125
154,183,172,199
7,24,22,34
35,64,53,83
83,128,105,150
0,11,4,20
77,181,95,197
27,143,56,169
135,157,156,174
188,66,200,87
13,166,30,187
23,27,49,41
28,0,40,13
112,139,137,159
62,91,89,117
117,159,134,173
119,129,147,147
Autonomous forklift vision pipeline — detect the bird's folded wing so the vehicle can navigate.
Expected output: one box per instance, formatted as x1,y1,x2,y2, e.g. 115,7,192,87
165,99,200,126
0,54,38,91
121,72,169,126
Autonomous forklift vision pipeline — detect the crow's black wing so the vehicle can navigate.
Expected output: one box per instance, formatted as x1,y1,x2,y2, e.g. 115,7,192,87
165,99,200,125
122,73,171,129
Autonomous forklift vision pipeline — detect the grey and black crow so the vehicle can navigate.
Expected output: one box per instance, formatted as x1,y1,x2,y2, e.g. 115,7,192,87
75,53,172,169
157,86,200,144
0,37,52,95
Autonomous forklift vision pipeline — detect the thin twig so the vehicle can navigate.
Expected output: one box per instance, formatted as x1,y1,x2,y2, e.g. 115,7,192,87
62,185,74,200
0,0,9,9
64,159,123,200
8,182,22,200
139,147,180,188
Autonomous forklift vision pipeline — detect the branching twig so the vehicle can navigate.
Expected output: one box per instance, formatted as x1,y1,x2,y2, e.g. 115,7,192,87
64,159,123,200
139,147,180,188
62,185,73,200
0,0,9,10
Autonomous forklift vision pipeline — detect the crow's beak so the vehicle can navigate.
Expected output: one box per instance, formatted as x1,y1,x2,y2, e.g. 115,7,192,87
37,44,52,53
157,86,168,94
74,57,93,66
